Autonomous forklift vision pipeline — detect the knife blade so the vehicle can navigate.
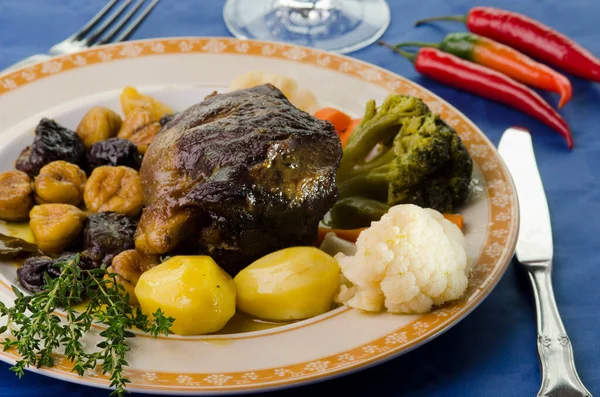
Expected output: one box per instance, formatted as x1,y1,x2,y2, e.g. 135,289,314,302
497,127,591,397
498,127,553,263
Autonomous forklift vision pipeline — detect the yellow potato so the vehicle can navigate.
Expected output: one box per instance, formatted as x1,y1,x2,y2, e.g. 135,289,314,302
234,247,340,321
135,256,236,336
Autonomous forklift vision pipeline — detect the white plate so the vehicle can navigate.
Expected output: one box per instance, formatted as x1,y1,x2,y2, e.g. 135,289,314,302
0,38,518,395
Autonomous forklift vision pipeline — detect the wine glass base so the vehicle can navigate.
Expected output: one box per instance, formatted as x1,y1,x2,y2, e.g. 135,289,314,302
223,0,391,54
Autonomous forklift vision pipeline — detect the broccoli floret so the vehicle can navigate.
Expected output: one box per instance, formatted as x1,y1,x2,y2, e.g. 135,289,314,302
337,95,431,180
331,95,473,228
389,113,472,212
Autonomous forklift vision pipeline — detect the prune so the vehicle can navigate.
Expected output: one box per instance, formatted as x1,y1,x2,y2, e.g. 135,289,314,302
83,212,137,267
17,253,94,293
16,118,85,177
17,256,61,293
87,138,141,171
53,252,94,270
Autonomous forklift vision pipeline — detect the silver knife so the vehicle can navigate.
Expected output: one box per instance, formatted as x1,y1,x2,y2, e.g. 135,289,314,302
498,127,591,397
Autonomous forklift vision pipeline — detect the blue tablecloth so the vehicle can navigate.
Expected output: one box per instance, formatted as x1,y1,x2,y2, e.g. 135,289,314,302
0,0,598,396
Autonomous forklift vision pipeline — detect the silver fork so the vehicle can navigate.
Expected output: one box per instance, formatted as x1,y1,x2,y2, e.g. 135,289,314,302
2,0,160,73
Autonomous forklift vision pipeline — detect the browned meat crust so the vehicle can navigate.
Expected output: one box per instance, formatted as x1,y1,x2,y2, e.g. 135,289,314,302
135,84,342,274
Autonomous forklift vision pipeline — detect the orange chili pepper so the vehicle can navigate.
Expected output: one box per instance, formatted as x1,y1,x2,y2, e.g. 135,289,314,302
395,33,572,108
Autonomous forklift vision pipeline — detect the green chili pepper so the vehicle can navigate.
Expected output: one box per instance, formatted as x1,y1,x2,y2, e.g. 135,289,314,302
328,197,390,229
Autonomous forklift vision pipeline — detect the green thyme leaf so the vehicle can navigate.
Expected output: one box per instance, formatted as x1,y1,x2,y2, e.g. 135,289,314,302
0,255,174,397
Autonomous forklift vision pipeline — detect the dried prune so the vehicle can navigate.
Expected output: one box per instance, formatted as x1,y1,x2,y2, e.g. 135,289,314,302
77,251,97,270
87,138,141,171
16,118,85,176
53,252,93,269
17,256,60,293
17,253,93,293
83,212,137,267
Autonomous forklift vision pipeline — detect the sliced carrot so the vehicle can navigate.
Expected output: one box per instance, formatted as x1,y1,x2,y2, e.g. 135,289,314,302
316,214,462,246
443,213,464,230
313,107,353,146
316,226,367,245
313,107,352,134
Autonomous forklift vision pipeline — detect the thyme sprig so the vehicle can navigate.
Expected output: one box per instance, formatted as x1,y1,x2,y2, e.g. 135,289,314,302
0,254,173,396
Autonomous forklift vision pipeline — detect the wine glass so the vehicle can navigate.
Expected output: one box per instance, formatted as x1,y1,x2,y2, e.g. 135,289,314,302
223,0,391,54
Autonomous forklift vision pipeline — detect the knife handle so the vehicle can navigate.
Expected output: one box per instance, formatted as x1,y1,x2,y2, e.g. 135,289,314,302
527,263,592,397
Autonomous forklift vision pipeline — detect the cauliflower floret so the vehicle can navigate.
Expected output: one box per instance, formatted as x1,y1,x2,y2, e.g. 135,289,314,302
229,71,318,113
335,204,469,314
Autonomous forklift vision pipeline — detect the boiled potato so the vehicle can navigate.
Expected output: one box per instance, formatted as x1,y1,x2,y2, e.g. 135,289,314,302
234,247,340,321
135,256,236,335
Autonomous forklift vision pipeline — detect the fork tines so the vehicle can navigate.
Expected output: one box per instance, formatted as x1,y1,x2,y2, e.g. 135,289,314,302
74,0,160,46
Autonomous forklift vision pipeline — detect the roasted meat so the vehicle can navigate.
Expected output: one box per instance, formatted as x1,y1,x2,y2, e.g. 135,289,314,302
135,84,342,274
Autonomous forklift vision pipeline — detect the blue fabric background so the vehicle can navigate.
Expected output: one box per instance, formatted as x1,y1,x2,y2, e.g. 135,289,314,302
0,1,598,396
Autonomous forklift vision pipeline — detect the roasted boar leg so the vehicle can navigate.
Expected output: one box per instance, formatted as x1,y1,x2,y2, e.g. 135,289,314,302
135,84,342,274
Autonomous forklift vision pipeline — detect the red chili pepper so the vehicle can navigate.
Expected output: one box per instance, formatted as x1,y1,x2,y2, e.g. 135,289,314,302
395,33,573,108
378,42,573,149
415,7,600,82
